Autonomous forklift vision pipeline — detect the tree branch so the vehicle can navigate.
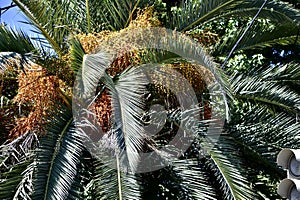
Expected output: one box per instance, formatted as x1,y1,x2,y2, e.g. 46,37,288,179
0,4,17,15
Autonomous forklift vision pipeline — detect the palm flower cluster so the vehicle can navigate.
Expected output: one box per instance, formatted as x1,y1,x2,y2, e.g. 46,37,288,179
75,7,214,132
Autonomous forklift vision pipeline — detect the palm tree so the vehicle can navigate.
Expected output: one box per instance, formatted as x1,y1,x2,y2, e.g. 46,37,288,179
0,0,299,199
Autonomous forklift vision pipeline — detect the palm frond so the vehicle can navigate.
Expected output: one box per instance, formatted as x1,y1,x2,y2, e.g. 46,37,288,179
168,0,243,31
209,0,300,25
160,105,255,198
0,26,37,55
231,65,300,113
69,37,86,73
156,111,255,199
253,0,300,23
238,23,300,51
214,22,300,56
103,66,148,172
92,154,142,199
226,105,299,199
12,161,35,200
204,136,256,199
230,107,300,159
250,62,300,85
13,0,87,56
227,62,300,163
90,0,154,31
142,101,253,199
209,7,295,25
77,53,112,96
0,132,37,167
0,52,35,73
230,135,284,179
214,135,283,199
172,159,217,199
0,159,33,200
65,150,93,200
167,0,300,32
32,107,85,200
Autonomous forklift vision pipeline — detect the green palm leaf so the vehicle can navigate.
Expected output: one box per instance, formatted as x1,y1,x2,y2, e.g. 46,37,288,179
210,0,300,25
168,0,243,31
147,104,254,199
228,63,300,166
0,159,33,200
172,159,217,199
238,23,300,51
0,27,37,72
246,62,300,86
99,66,148,172
231,64,300,113
231,107,300,157
253,0,300,22
91,0,155,31
0,52,34,73
74,51,150,196
69,37,86,73
13,0,87,56
0,27,37,54
205,138,255,199
92,154,142,199
175,111,254,199
32,107,85,200
211,8,295,25
12,161,35,200
214,23,300,56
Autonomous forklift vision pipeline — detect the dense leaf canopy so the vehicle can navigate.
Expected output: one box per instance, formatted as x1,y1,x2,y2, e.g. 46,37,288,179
0,0,299,199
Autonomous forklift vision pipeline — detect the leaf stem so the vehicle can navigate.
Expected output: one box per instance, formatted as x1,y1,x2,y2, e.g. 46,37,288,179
116,153,123,200
86,0,91,33
125,0,141,27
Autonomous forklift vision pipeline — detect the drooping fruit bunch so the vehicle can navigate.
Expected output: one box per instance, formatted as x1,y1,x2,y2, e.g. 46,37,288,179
10,65,64,138
73,6,214,134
